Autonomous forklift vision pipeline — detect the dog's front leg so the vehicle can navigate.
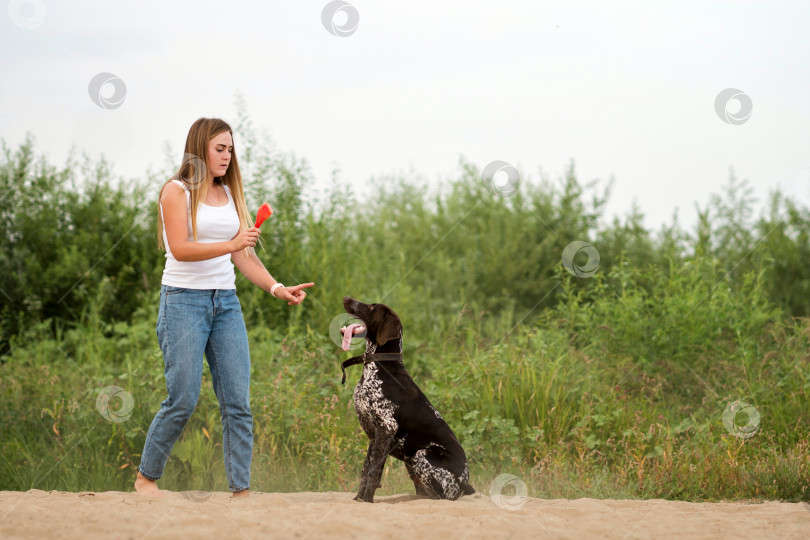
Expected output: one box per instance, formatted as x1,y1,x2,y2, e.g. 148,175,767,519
355,439,374,495
355,429,395,503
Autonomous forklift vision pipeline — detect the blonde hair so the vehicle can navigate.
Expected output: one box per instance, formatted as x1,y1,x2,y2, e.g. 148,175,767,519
157,118,254,255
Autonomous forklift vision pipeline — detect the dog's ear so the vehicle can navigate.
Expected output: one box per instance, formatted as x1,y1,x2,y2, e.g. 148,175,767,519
375,311,401,346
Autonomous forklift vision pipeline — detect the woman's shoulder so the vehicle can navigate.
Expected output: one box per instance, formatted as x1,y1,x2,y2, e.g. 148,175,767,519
168,178,190,191
161,179,189,201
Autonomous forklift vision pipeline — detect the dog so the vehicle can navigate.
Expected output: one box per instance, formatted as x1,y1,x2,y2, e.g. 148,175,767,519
339,297,474,503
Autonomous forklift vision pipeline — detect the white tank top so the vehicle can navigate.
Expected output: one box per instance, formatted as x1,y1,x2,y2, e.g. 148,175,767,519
160,179,241,289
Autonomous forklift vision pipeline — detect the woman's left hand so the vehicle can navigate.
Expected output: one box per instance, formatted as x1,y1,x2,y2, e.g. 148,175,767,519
275,282,315,305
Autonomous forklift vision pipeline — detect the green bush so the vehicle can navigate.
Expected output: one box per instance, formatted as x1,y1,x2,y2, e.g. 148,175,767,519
2,107,809,500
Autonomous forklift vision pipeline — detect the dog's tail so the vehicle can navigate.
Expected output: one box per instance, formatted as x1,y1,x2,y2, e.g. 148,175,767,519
462,482,475,495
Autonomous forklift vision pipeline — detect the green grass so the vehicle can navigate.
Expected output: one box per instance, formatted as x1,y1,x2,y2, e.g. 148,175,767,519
2,256,808,501
2,126,809,500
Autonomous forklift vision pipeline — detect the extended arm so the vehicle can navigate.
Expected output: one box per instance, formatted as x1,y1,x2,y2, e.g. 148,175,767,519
231,248,314,305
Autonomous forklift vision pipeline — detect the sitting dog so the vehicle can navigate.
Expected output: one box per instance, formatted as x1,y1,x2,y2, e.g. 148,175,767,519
339,297,474,503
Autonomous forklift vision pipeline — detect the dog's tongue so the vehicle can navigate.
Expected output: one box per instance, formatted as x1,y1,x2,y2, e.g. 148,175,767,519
340,323,365,351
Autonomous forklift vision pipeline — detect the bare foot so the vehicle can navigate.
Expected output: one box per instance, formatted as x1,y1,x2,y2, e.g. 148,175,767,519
232,489,250,499
134,471,165,498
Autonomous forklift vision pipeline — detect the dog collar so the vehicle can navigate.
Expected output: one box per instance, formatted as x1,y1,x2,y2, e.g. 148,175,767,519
340,353,403,384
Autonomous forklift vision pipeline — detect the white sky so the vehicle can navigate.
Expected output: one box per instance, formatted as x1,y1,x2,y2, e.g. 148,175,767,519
2,0,809,232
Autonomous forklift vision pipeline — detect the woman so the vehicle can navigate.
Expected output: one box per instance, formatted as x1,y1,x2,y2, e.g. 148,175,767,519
134,118,313,498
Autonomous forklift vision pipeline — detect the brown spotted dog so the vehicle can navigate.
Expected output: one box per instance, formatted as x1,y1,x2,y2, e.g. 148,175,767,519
340,297,474,503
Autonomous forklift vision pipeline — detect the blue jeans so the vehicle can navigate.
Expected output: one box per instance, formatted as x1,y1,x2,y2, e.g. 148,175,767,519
138,285,253,492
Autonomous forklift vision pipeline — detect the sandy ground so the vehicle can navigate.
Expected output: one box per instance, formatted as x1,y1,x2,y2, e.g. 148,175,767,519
1,490,809,539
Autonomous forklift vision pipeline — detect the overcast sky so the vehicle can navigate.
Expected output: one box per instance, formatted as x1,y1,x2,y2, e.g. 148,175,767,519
2,0,809,233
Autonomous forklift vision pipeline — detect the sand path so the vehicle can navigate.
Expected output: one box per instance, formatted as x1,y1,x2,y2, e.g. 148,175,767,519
1,490,808,539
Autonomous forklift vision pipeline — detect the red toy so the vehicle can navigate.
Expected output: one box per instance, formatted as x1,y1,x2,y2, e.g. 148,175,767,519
254,203,273,228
